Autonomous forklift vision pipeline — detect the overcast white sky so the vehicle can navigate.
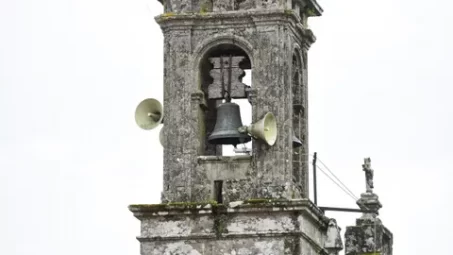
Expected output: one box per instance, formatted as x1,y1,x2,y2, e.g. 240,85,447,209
1,0,452,254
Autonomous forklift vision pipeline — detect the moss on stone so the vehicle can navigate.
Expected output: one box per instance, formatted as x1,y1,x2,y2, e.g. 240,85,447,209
160,12,176,21
200,3,209,14
130,199,299,213
244,198,289,204
284,9,293,16
129,201,220,212
129,204,168,210
213,214,229,238
242,198,295,209
244,198,271,204
306,8,316,17
162,12,175,17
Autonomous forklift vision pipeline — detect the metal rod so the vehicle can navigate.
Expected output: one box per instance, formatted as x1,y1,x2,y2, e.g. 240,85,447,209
220,56,225,100
226,55,232,102
313,152,318,205
319,206,376,214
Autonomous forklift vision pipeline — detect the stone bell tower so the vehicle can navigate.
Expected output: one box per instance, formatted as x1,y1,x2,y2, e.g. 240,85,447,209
129,1,342,254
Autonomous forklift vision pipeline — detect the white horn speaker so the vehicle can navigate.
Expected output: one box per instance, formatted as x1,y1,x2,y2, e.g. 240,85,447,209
135,98,163,130
240,112,278,146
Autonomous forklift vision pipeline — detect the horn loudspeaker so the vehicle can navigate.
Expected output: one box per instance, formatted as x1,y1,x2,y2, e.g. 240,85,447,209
135,98,163,130
245,112,277,146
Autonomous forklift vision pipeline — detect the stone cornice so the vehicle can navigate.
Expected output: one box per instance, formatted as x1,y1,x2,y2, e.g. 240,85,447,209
129,199,327,226
155,10,316,45
305,0,323,16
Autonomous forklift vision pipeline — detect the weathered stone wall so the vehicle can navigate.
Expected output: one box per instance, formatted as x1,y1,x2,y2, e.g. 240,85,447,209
345,219,393,255
141,238,328,255
130,200,330,255
141,239,287,255
159,10,317,203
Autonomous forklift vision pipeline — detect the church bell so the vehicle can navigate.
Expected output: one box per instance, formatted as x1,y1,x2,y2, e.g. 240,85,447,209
293,132,303,148
208,102,251,146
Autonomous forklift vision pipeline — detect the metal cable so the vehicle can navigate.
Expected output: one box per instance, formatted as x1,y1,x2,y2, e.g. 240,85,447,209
316,157,360,201
314,162,371,211
315,164,359,204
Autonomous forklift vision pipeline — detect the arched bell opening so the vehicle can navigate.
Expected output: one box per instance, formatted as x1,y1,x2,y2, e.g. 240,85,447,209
292,48,308,197
198,43,253,156
292,51,303,191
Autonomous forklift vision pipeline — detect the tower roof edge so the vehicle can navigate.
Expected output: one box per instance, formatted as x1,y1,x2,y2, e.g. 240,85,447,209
305,0,323,16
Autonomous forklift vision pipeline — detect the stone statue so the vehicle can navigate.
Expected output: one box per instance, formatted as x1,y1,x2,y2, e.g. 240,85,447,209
325,218,343,254
362,158,374,193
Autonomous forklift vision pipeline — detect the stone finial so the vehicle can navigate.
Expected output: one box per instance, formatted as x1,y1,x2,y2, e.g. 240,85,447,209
345,158,393,255
358,158,382,218
325,218,343,255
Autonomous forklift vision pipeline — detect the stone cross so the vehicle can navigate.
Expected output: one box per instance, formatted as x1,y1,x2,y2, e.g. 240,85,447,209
362,157,374,193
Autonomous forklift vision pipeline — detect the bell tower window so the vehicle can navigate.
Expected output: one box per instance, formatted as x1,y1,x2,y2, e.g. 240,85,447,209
199,44,253,156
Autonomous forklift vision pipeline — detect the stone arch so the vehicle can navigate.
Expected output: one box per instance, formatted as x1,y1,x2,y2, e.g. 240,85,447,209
292,45,303,106
293,43,305,69
193,35,255,156
193,34,254,90
291,44,308,197
194,34,254,70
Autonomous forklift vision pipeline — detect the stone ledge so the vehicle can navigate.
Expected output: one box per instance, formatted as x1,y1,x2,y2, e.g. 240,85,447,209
129,199,326,225
197,155,252,162
138,232,305,241
130,198,319,211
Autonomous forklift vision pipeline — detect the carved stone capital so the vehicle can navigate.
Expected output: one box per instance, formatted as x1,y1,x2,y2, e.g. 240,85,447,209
191,90,207,110
245,87,257,105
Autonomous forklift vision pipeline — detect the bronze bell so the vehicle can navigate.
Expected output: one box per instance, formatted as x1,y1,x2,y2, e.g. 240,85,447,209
208,102,251,146
293,132,303,148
